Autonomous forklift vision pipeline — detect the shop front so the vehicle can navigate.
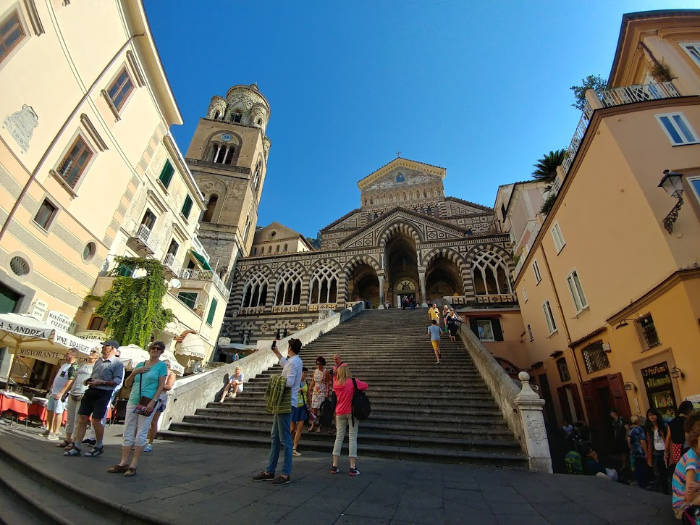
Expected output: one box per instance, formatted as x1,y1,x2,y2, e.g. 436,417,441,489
632,349,682,421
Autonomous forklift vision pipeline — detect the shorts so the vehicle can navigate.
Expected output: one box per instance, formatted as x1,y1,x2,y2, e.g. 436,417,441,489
156,396,167,412
47,395,66,414
291,405,308,423
78,388,113,419
431,340,440,351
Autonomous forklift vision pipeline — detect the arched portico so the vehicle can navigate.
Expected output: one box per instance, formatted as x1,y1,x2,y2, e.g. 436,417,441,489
425,255,464,304
346,263,380,308
384,229,421,307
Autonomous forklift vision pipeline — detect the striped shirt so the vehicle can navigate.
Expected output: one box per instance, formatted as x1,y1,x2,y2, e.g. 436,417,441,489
672,448,698,513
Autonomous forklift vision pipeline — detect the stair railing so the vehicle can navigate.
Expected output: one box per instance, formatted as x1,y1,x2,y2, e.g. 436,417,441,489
458,324,553,473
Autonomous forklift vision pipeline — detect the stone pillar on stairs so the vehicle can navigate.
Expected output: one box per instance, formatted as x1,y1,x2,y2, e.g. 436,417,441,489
418,271,427,307
377,273,385,309
515,372,553,473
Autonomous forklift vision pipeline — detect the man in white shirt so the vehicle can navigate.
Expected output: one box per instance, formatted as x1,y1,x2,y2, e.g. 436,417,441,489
45,349,77,440
253,338,303,485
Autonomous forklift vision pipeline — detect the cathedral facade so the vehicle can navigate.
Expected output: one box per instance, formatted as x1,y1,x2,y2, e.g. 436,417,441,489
220,157,517,344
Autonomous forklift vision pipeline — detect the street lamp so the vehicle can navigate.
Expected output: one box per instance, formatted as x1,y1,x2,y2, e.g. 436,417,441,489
658,170,684,234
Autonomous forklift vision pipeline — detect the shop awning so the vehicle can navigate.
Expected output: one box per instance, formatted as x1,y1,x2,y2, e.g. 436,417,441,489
191,250,213,271
175,333,207,360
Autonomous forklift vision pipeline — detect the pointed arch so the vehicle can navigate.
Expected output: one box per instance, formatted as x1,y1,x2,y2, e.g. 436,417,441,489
378,220,422,250
274,263,304,306
467,246,513,295
309,259,342,304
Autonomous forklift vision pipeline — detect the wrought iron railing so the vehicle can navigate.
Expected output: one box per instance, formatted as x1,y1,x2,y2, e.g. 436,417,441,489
180,268,228,297
163,253,176,270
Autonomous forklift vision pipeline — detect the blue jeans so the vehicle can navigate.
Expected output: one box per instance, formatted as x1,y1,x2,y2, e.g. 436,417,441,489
266,412,293,476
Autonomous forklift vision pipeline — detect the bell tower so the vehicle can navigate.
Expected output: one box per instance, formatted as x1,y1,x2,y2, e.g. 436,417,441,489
185,83,271,283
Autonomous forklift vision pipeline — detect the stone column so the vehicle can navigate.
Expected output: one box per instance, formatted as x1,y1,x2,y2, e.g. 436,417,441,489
514,372,553,473
418,271,427,307
377,274,385,309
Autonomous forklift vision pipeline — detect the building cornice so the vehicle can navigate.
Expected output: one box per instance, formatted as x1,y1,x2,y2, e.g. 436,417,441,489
163,135,205,207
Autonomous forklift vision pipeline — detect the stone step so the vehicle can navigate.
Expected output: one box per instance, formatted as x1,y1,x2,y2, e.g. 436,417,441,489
183,414,514,438
158,429,527,467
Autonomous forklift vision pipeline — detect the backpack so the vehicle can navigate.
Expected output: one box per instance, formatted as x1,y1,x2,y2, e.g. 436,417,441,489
319,398,334,427
351,378,371,421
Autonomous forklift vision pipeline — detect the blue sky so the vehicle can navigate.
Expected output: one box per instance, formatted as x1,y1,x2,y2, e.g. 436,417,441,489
145,1,695,238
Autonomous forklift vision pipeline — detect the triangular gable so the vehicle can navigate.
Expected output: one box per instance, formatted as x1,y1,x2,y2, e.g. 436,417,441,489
358,158,445,191
338,207,467,249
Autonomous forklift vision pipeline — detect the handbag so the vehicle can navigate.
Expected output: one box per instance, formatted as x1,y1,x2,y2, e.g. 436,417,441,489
134,363,153,415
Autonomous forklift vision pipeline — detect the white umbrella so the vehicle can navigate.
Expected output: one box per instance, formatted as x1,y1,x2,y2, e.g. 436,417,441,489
0,313,93,362
162,352,184,376
116,344,149,370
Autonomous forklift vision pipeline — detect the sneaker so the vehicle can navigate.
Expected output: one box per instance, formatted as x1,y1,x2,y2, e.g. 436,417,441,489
272,475,291,485
84,446,103,457
41,429,50,437
330,465,341,474
82,438,96,446
292,449,301,457
349,467,360,477
47,433,59,441
64,447,81,457
144,444,153,453
252,471,275,481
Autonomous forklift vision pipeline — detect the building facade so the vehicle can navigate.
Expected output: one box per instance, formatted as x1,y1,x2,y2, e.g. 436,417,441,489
510,10,700,449
0,0,199,383
184,84,271,284
220,157,517,346
250,222,313,257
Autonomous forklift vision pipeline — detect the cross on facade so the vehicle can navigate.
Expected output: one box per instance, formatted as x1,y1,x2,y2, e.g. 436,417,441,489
396,151,401,158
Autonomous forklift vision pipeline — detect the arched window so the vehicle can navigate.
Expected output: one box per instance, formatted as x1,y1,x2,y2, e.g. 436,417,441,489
213,110,220,120
202,194,218,222
274,266,303,305
472,250,512,295
309,265,339,304
284,244,288,252
241,270,268,307
232,112,242,123
252,159,262,190
210,142,235,165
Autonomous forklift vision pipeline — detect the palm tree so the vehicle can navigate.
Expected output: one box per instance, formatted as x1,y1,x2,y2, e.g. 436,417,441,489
532,149,567,182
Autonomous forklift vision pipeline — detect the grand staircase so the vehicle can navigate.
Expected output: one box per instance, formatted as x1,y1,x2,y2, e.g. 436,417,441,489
160,309,527,467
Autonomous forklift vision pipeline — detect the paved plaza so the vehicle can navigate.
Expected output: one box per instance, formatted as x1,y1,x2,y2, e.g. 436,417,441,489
0,421,675,524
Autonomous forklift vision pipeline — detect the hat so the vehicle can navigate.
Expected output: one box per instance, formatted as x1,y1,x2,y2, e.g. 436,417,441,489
101,340,120,349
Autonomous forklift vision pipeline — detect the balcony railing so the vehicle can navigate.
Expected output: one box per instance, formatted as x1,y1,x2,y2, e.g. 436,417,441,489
562,82,680,177
163,253,176,269
136,224,151,243
180,268,228,297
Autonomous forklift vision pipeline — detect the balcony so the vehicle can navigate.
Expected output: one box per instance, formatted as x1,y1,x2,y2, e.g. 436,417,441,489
126,224,157,256
561,82,681,176
180,268,228,297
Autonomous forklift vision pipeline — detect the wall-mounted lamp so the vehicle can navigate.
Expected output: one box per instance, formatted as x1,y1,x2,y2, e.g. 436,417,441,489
658,170,685,234
623,381,638,392
670,366,685,380
602,342,612,353
615,317,638,329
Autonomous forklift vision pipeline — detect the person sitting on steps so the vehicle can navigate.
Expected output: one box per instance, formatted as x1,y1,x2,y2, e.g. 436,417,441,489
219,367,244,403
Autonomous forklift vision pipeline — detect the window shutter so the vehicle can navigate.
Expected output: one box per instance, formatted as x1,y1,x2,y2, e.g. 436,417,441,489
469,318,479,336
159,160,174,188
181,195,193,218
492,319,503,341
206,298,218,325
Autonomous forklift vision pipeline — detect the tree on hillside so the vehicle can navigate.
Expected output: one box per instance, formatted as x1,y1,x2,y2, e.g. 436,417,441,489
570,74,608,111
532,149,567,182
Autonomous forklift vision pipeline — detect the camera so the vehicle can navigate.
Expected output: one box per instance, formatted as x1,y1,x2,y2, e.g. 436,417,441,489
271,340,277,350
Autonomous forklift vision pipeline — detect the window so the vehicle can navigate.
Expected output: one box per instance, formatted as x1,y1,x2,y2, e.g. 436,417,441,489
527,324,534,342
88,316,107,331
469,318,503,342
167,239,179,257
557,358,571,382
533,260,542,284
82,242,96,261
159,160,174,188
551,222,566,253
275,265,303,305
581,341,610,374
275,245,280,253
251,247,256,256
232,112,242,123
34,199,57,229
56,135,93,189
178,291,197,310
636,314,660,350
656,113,698,145
543,300,557,334
0,10,25,64
116,263,134,277
472,250,511,295
500,203,507,221
202,194,218,222
206,298,217,325
211,143,235,164
688,176,700,205
106,68,134,111
681,42,700,67
243,218,251,243
566,270,588,313
284,244,288,252
241,269,268,308
309,265,339,304
181,195,193,219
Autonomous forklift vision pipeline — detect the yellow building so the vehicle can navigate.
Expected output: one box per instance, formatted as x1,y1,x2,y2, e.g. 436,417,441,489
511,10,700,447
250,222,314,256
0,1,226,383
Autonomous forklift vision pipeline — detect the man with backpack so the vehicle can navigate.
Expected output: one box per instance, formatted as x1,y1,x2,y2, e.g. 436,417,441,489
253,338,303,485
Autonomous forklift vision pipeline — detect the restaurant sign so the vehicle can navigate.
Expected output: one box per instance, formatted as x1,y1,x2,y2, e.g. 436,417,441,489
14,348,66,361
0,318,52,340
54,333,94,355
47,310,72,332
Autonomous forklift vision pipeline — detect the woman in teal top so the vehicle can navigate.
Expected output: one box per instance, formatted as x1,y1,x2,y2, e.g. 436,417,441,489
107,341,167,477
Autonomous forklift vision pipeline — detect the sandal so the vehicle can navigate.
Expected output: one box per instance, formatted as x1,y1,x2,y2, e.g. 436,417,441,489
124,467,137,477
83,446,103,457
107,464,129,473
56,440,70,448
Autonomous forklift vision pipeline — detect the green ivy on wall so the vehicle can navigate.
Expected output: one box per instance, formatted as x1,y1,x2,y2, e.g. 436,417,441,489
94,256,174,347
